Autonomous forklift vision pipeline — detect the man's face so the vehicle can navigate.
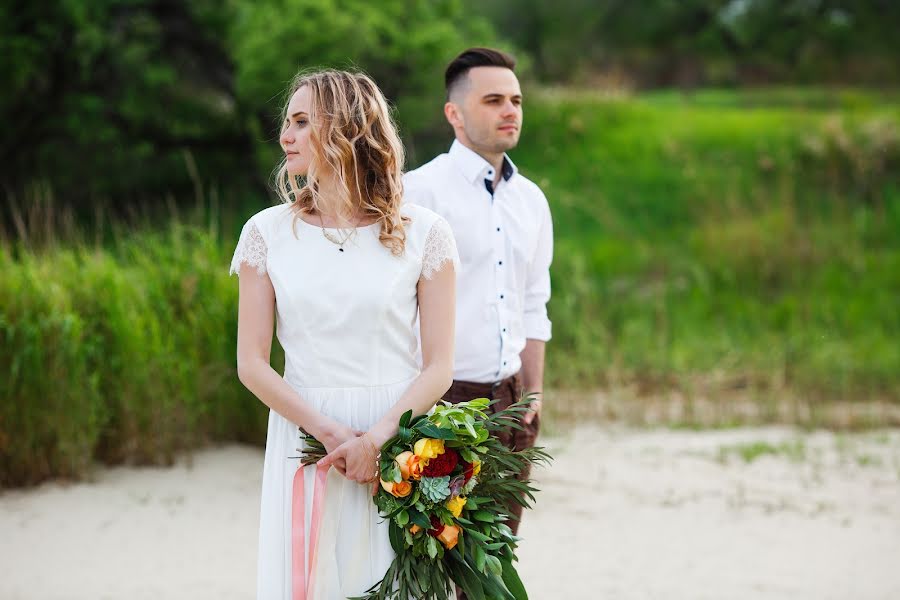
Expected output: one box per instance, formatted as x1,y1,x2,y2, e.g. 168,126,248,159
447,66,522,154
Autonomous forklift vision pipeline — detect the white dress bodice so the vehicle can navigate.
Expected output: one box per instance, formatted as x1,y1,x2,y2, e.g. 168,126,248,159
231,202,458,388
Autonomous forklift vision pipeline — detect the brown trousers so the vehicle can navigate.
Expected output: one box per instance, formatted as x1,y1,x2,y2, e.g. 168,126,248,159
442,373,540,536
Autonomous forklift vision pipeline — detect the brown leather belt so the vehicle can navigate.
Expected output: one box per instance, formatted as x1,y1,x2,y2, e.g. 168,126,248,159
444,373,521,403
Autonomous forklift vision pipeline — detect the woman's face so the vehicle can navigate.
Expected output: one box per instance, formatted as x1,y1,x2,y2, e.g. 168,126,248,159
280,85,313,176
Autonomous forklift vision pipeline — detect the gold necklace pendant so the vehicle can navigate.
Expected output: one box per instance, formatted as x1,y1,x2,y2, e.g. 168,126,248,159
318,213,358,252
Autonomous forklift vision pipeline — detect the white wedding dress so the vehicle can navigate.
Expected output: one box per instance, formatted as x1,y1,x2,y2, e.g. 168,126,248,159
230,201,458,599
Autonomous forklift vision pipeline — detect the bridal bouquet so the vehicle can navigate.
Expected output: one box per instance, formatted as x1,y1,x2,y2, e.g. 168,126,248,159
300,397,551,600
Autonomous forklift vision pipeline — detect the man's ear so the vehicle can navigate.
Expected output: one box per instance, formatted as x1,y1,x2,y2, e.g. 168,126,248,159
444,101,463,129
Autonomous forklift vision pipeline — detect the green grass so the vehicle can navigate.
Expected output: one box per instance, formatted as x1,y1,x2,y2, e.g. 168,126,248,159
516,86,900,400
0,221,270,486
1,87,899,486
716,439,807,464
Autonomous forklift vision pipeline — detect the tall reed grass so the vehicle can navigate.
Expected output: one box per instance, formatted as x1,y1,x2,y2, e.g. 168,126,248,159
2,88,898,486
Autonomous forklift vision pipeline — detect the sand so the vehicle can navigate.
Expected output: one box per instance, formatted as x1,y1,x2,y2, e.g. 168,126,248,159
2,425,899,599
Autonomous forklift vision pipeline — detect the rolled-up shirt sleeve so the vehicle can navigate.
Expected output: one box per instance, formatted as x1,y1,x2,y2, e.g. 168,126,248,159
523,195,553,341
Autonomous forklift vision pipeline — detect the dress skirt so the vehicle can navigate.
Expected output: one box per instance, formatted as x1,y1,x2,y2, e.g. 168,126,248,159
255,377,414,599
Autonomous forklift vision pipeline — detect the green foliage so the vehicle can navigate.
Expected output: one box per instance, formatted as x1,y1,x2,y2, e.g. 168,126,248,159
0,220,269,487
2,88,898,487
467,0,900,85
1,0,497,206
1,1,253,203
515,87,900,399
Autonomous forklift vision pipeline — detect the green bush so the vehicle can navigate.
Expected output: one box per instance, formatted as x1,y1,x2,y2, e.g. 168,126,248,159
515,88,900,398
0,226,268,487
2,88,898,486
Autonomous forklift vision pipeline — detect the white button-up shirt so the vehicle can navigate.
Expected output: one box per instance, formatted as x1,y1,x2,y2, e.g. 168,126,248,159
404,140,553,383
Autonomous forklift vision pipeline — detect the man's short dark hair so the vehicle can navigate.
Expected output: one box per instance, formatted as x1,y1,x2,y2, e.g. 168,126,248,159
445,47,516,98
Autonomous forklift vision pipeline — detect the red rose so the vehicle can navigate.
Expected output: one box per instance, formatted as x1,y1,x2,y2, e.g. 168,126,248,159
427,514,445,537
462,461,474,483
422,447,459,478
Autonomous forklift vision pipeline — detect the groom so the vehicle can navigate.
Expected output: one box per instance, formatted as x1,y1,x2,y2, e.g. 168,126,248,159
404,47,553,536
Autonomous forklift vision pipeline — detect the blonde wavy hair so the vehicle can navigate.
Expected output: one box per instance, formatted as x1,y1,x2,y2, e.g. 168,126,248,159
274,69,408,255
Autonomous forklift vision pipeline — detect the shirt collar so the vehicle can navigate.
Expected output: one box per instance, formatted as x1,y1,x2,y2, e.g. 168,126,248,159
448,139,518,186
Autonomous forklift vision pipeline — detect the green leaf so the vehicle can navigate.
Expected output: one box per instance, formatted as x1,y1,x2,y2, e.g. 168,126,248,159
473,510,496,522
415,422,458,440
380,460,401,484
426,536,439,559
388,523,404,554
500,557,529,600
399,409,413,429
409,509,431,529
396,510,409,527
446,551,487,600
464,529,491,543
473,543,486,573
459,447,477,463
485,554,503,577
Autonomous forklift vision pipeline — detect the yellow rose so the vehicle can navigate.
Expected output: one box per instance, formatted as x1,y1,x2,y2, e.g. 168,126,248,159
437,524,460,550
471,459,481,477
413,438,445,460
445,496,466,518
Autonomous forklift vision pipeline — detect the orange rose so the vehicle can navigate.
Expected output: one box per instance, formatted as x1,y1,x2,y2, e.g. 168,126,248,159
379,479,412,498
395,451,426,481
395,451,414,480
437,524,460,550
406,454,425,481
393,481,412,497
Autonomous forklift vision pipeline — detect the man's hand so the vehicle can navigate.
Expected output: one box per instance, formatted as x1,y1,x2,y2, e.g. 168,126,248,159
523,394,542,425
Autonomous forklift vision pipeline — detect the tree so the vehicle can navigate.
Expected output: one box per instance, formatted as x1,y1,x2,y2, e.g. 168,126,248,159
0,0,497,211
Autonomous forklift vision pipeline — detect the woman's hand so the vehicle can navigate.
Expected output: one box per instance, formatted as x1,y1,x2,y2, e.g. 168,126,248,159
312,419,358,475
316,420,357,454
320,433,380,484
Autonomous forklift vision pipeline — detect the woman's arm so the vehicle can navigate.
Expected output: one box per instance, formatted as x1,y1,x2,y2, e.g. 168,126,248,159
235,263,356,455
321,261,456,482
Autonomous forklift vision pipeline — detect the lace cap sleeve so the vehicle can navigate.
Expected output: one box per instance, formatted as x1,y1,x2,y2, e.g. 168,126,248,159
420,216,460,280
229,219,268,276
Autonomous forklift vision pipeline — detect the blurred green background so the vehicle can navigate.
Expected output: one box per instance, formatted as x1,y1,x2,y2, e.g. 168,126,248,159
2,0,898,486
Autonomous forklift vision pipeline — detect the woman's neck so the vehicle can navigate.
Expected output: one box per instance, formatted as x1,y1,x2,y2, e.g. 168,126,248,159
316,175,367,228
313,173,362,226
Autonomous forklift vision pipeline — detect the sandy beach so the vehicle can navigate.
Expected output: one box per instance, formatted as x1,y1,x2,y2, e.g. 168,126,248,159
2,425,899,599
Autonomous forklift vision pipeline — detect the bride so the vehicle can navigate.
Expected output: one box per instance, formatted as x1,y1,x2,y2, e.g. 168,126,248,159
230,69,459,599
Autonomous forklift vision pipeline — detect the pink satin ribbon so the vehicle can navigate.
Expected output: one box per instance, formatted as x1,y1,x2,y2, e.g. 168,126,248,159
292,462,330,600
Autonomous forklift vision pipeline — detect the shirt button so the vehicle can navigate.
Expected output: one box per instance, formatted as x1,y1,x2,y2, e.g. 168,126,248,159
496,227,500,232
502,328,507,333
500,294,504,299
503,361,507,366
498,260,503,265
